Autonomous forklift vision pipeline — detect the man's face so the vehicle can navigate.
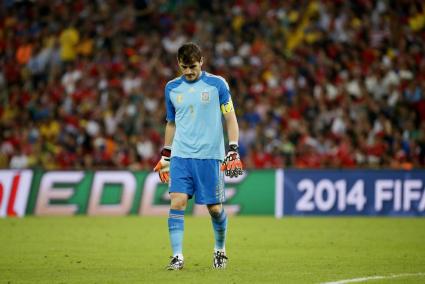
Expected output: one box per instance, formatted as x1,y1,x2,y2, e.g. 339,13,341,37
178,58,203,81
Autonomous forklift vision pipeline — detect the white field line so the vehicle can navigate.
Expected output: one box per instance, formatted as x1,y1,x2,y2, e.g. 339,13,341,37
320,272,425,284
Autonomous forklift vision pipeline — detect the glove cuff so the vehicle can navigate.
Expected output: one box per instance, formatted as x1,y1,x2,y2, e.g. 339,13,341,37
229,143,239,153
161,147,171,157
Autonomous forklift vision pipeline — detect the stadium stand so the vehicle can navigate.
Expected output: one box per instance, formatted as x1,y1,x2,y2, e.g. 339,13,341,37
0,0,424,169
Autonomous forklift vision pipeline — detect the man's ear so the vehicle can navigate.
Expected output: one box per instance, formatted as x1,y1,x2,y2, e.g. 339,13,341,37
200,57,204,67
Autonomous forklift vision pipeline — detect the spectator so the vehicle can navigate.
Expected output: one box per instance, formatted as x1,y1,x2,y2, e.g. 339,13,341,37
1,0,425,170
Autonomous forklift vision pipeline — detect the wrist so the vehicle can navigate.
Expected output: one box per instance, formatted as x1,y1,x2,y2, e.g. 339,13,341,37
161,147,171,157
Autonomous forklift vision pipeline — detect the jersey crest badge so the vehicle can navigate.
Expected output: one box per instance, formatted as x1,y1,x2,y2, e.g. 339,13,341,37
201,92,210,103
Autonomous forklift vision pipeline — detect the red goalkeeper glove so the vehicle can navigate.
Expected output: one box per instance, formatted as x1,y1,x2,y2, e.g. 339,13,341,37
221,144,243,178
153,147,171,183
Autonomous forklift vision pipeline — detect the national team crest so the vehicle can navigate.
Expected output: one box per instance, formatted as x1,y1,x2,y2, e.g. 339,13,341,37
201,92,210,103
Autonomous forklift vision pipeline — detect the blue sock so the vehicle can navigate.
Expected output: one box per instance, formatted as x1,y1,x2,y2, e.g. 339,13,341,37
211,209,227,250
168,209,185,257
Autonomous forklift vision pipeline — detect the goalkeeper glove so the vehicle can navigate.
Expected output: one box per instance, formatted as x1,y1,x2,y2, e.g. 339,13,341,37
153,147,171,183
221,143,243,178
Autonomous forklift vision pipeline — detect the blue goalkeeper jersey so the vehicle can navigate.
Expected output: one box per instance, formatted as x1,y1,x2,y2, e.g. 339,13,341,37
165,71,232,160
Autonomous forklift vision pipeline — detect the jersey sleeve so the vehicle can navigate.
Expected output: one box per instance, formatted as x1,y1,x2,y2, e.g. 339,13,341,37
218,77,231,105
218,77,235,114
165,84,175,122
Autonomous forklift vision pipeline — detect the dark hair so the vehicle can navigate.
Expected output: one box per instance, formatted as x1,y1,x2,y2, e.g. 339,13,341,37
177,42,202,64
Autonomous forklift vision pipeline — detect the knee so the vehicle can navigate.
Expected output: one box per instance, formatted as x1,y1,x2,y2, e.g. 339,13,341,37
208,204,223,218
170,194,187,210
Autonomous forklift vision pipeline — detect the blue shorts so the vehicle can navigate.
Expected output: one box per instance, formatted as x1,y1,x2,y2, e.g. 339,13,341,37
169,157,225,205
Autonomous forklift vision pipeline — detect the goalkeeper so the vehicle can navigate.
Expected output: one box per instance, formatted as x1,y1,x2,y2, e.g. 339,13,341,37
154,42,243,270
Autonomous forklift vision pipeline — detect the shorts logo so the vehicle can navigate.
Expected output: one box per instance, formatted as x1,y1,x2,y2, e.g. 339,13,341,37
201,92,210,103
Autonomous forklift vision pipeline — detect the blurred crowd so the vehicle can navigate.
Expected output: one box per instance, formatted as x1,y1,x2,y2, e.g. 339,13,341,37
1,0,425,170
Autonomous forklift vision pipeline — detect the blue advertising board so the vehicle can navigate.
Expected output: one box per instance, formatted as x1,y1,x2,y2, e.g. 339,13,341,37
278,170,425,217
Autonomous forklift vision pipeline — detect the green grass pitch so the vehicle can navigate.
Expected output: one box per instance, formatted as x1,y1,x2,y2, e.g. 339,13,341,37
1,216,425,283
